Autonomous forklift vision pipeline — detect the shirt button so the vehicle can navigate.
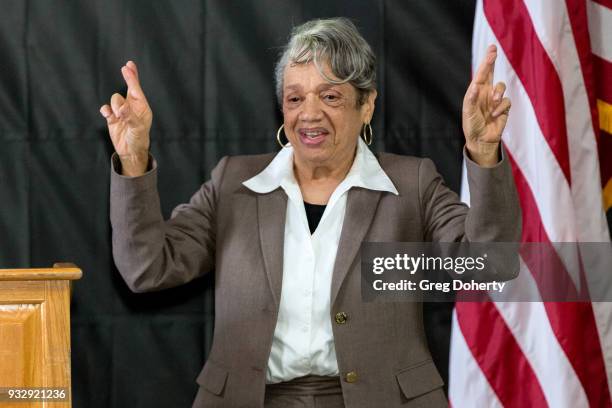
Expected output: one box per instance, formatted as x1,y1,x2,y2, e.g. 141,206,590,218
345,371,358,383
335,312,348,324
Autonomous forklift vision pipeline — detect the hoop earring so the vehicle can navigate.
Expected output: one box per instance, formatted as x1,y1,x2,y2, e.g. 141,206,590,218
276,124,287,148
361,123,373,145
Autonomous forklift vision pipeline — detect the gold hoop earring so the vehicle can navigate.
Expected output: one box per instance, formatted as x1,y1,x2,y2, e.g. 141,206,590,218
362,123,373,145
276,124,287,148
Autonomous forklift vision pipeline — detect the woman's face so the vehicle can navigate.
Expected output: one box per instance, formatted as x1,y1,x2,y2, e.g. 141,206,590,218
282,61,376,171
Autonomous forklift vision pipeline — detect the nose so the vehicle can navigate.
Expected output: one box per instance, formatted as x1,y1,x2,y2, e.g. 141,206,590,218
298,94,323,122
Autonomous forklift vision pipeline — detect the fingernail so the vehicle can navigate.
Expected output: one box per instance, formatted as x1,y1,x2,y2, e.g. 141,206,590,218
493,92,500,101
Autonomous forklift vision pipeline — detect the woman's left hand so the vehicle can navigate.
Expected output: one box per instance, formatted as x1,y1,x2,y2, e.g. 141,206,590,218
462,44,511,167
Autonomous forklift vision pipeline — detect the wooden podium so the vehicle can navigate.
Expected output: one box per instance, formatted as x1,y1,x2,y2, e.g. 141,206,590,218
0,264,81,407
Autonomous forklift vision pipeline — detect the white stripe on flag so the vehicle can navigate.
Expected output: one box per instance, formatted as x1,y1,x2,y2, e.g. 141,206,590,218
524,0,612,394
523,0,608,243
588,0,612,60
449,310,504,408
493,260,589,407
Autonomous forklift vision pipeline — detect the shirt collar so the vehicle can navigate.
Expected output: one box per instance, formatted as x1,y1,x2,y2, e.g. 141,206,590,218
243,138,399,196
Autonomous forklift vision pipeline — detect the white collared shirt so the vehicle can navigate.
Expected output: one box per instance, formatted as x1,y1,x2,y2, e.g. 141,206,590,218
243,138,398,384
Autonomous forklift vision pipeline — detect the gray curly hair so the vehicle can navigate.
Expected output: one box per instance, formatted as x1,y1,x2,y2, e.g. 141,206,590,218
274,17,377,106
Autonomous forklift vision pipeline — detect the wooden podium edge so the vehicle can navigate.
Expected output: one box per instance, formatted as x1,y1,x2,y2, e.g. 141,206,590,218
0,263,82,281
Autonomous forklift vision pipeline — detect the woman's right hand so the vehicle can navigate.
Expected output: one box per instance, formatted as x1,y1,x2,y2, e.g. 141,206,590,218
100,61,152,177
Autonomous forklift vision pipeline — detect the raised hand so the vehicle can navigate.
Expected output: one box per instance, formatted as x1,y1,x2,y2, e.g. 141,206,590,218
100,61,152,176
462,44,511,167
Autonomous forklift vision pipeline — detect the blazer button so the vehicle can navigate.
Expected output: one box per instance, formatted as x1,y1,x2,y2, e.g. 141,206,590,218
335,312,348,324
345,371,358,383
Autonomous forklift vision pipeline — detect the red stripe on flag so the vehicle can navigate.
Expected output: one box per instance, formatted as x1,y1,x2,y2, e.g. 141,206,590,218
544,303,612,407
593,54,612,103
565,0,600,140
483,0,572,184
455,302,548,408
506,149,612,408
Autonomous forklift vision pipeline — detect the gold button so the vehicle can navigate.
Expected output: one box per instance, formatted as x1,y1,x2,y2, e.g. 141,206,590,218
335,312,348,324
345,371,358,383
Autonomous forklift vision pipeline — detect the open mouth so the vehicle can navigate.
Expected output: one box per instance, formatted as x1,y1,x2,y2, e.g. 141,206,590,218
298,128,328,146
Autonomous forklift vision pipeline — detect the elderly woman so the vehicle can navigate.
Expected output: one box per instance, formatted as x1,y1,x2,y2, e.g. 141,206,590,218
100,18,518,408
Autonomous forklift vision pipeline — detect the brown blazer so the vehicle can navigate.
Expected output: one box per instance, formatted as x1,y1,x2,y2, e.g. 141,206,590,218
110,148,520,408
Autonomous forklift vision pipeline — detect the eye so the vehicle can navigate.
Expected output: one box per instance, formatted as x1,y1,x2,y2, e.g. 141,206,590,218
322,92,343,105
286,95,301,103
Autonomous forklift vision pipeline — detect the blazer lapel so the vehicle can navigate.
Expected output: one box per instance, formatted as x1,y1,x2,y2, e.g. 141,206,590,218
257,189,288,309
330,188,382,305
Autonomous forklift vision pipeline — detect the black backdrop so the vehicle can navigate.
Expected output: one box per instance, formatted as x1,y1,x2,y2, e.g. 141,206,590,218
0,1,475,406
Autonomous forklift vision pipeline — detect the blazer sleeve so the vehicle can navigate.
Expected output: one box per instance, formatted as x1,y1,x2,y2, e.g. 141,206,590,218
109,154,229,293
418,145,522,280
419,144,521,243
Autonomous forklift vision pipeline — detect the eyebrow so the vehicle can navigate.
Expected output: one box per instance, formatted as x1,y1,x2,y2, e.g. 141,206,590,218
317,84,340,92
284,84,302,92
283,83,342,93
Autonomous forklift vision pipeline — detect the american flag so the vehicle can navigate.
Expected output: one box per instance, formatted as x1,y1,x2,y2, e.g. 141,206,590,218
449,0,612,407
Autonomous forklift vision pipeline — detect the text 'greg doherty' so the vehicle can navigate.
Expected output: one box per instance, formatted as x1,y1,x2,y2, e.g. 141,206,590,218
372,279,507,293
372,253,487,275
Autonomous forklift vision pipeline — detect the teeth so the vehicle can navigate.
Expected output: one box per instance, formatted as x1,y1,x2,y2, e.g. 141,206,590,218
304,131,323,137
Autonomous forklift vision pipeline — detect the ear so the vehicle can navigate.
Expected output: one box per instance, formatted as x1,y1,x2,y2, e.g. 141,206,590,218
360,90,377,124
